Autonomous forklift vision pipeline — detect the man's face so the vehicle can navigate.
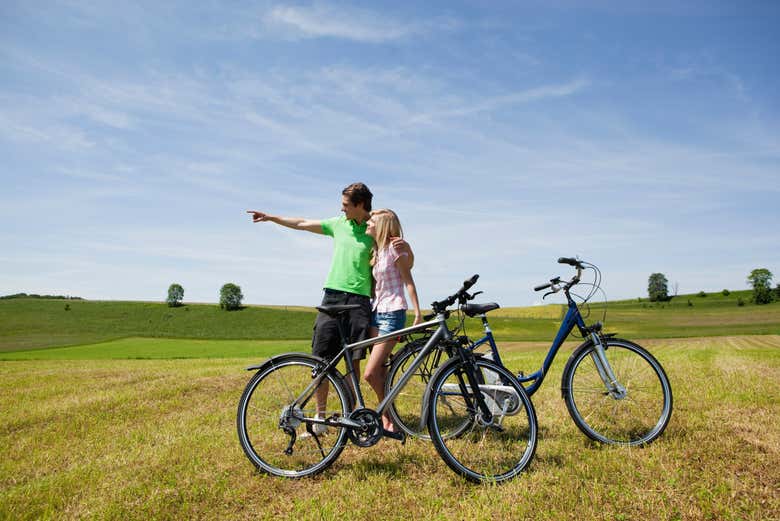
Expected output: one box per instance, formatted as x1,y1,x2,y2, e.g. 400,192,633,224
341,195,363,221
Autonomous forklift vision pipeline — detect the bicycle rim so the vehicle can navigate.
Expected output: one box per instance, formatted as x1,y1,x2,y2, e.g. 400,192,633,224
427,358,537,483
237,357,350,477
564,339,673,445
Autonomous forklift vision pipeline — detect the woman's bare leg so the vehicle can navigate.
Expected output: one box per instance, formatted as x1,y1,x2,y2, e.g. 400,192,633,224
363,337,398,431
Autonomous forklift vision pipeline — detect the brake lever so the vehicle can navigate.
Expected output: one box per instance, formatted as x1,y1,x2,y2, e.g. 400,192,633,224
470,291,483,300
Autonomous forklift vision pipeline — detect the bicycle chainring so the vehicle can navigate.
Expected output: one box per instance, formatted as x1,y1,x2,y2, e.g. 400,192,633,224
346,408,382,447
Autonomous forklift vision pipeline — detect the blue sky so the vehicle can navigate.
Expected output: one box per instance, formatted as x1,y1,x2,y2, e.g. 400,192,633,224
1,1,778,307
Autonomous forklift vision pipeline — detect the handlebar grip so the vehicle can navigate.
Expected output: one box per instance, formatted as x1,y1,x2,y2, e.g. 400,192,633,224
558,257,581,267
534,283,552,292
462,274,479,291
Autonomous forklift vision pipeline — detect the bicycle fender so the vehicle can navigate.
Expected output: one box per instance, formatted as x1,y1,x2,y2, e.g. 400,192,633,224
245,352,326,372
243,352,355,422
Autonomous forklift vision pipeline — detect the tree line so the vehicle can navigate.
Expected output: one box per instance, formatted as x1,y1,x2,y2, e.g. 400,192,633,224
647,268,779,305
167,283,244,310
0,293,83,300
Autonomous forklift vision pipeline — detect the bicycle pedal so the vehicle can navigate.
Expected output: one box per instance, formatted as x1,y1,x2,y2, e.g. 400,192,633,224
383,429,406,444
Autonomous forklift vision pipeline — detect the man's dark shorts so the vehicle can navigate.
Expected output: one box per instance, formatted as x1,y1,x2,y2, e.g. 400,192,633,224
312,288,371,361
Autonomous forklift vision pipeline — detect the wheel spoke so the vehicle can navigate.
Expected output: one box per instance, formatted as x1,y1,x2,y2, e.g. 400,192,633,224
237,357,350,478
564,341,672,445
428,359,536,483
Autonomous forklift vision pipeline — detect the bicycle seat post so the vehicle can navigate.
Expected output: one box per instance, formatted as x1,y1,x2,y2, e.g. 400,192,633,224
479,314,492,334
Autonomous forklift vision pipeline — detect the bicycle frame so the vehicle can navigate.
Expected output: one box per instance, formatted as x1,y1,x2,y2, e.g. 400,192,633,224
291,313,453,428
516,295,588,395
468,291,590,397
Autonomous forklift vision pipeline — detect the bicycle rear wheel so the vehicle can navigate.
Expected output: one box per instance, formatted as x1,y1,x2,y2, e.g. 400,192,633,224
237,354,351,478
562,338,673,446
427,357,537,483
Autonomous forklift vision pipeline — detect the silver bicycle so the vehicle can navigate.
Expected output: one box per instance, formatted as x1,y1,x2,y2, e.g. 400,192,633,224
237,277,538,483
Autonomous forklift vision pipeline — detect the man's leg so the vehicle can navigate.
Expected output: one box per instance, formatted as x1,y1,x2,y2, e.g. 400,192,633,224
345,293,372,407
312,306,341,420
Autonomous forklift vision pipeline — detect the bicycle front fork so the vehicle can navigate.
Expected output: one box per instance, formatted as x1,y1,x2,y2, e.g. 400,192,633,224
589,333,627,400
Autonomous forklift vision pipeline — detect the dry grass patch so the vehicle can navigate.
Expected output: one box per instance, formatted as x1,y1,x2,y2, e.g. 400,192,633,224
1,336,779,520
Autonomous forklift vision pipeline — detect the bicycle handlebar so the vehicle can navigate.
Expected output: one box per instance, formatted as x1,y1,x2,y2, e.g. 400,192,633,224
431,274,479,313
461,274,479,292
534,258,583,295
558,257,583,268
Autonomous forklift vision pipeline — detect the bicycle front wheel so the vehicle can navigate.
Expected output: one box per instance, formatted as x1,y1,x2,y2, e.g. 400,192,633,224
562,338,673,446
427,358,537,483
237,354,351,478
386,343,449,440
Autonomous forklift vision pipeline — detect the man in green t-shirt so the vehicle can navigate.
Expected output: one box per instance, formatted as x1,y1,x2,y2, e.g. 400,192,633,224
247,182,409,433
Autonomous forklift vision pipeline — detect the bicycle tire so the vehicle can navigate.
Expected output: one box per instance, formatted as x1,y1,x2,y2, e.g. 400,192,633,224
237,354,352,478
562,338,673,446
426,357,537,483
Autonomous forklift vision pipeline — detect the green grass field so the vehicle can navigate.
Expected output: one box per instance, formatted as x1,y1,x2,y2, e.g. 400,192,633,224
0,299,318,352
2,289,778,355
1,294,779,519
1,337,778,520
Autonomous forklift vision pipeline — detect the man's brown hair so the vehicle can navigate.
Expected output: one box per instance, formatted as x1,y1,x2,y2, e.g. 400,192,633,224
342,182,373,212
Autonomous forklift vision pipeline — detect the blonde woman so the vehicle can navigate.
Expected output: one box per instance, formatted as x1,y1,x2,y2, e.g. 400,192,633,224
363,209,422,432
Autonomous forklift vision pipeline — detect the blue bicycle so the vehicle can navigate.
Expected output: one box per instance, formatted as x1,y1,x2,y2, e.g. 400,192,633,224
386,257,673,446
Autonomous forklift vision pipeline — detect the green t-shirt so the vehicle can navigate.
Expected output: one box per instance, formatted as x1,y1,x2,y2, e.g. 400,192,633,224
321,216,373,297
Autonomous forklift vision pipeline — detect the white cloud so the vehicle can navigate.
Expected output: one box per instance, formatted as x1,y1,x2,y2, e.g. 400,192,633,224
263,3,456,42
408,78,590,124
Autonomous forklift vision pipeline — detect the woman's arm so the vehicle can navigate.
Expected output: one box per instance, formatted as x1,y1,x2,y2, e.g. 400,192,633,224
396,253,422,325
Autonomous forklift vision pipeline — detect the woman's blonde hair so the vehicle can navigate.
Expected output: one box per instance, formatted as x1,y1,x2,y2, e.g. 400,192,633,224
370,209,403,264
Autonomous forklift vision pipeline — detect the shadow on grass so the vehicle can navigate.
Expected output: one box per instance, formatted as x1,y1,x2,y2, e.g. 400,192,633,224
336,447,436,479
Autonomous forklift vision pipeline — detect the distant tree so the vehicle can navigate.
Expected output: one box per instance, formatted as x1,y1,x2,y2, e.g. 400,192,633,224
647,273,669,302
220,283,243,311
722,289,730,296
775,284,780,300
698,291,707,298
747,268,774,305
167,283,184,307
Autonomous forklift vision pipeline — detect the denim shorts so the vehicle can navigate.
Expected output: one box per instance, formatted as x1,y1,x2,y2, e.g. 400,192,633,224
371,309,407,335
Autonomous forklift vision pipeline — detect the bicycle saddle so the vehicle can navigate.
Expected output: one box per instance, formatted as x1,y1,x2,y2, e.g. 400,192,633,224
461,302,500,317
316,304,362,316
